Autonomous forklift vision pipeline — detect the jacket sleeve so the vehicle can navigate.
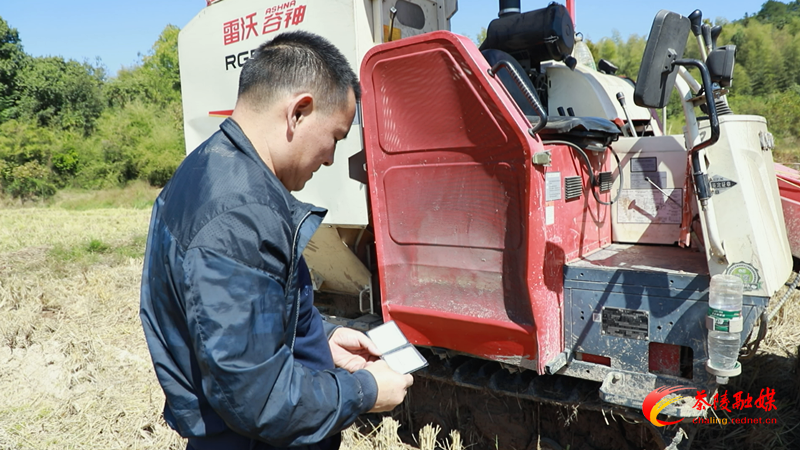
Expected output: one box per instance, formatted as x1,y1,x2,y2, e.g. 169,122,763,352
321,314,341,339
182,244,377,447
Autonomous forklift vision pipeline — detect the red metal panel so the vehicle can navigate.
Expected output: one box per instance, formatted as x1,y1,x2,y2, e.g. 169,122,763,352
361,31,610,373
649,342,682,377
540,143,611,264
577,352,611,367
383,163,522,250
776,163,800,258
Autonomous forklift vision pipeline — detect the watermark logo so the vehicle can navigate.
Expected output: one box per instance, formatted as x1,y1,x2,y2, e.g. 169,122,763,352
642,385,777,426
641,385,694,427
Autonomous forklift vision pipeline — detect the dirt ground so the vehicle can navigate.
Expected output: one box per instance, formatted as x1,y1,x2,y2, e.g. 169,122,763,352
0,207,798,449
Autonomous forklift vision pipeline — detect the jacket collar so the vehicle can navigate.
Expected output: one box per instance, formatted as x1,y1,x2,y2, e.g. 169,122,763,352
218,118,327,234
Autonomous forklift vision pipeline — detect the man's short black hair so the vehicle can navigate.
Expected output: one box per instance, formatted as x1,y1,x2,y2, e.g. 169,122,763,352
238,31,361,113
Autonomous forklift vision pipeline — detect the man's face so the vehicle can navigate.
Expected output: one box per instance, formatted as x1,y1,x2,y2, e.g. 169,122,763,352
284,90,357,191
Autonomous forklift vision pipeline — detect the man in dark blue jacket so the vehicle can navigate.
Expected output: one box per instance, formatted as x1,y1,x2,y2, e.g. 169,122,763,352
140,31,413,450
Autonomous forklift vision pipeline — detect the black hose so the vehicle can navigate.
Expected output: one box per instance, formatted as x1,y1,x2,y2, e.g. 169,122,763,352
741,271,800,360
542,140,623,206
489,61,548,134
740,311,768,361
768,271,800,322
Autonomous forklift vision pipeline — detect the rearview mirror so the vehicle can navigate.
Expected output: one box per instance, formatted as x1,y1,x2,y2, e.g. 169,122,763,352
634,10,691,108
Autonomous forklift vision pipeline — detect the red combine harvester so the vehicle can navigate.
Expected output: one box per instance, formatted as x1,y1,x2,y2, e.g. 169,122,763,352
178,1,796,448
776,163,800,258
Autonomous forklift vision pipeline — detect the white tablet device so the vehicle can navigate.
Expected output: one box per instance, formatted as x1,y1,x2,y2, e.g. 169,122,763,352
366,321,428,374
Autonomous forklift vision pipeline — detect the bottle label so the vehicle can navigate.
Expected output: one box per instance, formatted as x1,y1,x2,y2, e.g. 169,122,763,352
707,308,741,332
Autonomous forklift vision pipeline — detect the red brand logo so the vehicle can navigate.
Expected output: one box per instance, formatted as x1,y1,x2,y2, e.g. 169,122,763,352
223,1,308,46
642,385,778,427
641,385,693,427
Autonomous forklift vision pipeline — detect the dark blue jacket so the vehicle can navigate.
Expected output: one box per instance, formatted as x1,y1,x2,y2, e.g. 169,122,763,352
140,118,378,449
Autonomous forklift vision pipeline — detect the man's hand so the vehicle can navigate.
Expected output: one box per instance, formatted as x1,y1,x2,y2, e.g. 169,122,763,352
328,327,381,372
365,360,414,412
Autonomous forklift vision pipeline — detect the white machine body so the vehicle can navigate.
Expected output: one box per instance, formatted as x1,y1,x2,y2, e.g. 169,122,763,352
697,115,791,297
178,0,457,294
610,135,687,245
544,62,661,136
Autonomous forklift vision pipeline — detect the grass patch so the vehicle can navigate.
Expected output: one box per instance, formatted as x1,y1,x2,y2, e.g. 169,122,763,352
48,236,146,272
50,180,160,210
0,209,151,254
774,138,800,166
2,206,796,449
86,238,110,254
114,234,148,259
49,242,100,265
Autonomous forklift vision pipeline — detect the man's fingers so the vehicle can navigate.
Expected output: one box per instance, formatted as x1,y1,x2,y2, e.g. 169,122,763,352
360,334,381,356
349,329,381,356
333,327,382,356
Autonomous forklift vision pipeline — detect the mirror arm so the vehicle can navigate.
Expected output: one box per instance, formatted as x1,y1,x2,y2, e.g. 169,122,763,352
673,59,719,152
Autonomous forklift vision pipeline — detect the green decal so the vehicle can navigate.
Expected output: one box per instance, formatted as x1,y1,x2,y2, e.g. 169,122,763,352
725,262,762,291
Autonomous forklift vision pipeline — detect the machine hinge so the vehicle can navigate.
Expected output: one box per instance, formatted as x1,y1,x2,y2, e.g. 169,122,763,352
532,151,552,166
759,131,774,152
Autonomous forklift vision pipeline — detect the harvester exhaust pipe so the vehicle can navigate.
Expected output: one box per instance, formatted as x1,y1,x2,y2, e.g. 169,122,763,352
499,0,521,17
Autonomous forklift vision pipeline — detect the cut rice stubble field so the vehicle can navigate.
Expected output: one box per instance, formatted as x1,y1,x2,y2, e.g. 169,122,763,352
1,206,799,450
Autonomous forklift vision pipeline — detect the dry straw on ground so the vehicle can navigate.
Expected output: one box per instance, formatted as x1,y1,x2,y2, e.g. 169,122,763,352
0,208,182,449
1,205,798,449
692,280,800,450
0,208,456,450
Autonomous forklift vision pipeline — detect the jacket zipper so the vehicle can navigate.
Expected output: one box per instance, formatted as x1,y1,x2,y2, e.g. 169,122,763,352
288,209,313,351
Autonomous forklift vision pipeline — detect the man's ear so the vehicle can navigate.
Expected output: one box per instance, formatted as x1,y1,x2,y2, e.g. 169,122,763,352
286,93,315,134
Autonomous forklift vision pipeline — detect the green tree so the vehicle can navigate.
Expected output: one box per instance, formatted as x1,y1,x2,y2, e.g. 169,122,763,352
0,16,25,122
105,25,181,107
475,27,487,46
75,100,184,188
756,0,800,28
588,31,646,78
0,18,186,198
0,120,58,199
14,56,105,133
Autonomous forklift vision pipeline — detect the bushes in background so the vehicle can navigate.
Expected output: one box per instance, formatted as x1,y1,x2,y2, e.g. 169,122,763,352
0,19,183,200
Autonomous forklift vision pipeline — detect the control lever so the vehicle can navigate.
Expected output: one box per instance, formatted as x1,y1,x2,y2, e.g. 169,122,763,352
711,25,722,49
616,92,637,137
689,9,703,36
702,24,713,54
388,7,397,42
688,9,708,60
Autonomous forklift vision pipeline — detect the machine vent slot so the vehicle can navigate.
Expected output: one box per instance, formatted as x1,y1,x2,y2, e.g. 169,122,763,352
599,172,613,192
564,176,582,200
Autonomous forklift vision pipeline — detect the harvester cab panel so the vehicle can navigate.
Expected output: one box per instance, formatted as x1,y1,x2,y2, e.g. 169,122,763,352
178,0,795,436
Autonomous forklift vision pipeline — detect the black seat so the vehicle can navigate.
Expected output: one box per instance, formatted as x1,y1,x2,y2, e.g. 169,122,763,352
481,49,620,150
529,116,621,150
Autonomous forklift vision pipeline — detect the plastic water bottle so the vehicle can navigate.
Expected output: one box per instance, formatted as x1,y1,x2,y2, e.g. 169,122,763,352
707,274,743,372
708,332,740,370
572,33,596,71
